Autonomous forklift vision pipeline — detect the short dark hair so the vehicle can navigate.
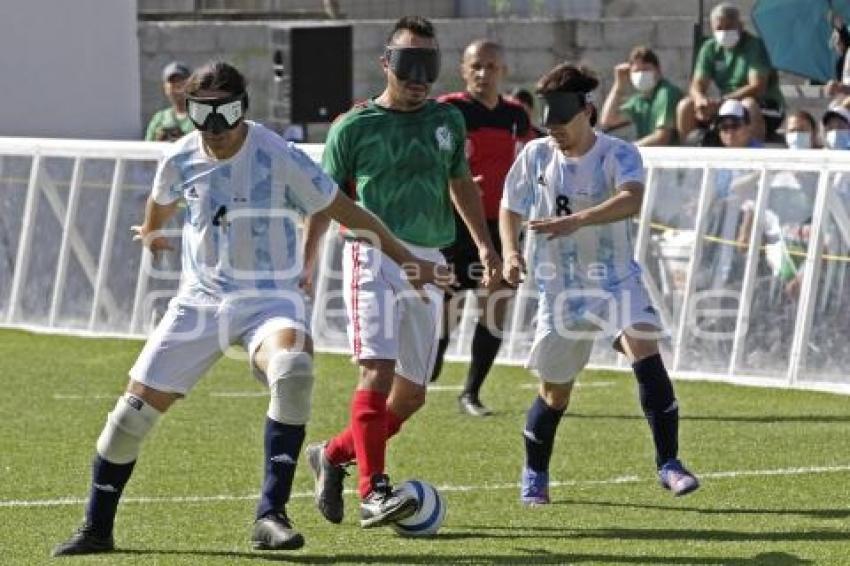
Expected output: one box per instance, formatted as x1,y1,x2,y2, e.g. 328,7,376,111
628,46,660,68
535,63,599,95
185,61,247,98
387,16,436,45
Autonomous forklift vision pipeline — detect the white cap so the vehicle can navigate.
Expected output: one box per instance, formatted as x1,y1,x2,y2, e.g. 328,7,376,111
718,99,747,120
822,105,850,126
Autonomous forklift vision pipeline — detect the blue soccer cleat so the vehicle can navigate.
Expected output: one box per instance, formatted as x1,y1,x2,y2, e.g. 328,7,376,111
658,459,700,496
520,466,550,505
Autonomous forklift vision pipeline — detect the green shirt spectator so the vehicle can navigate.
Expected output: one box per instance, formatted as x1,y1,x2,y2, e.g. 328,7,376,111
693,30,783,109
620,78,683,140
599,45,681,145
145,61,194,142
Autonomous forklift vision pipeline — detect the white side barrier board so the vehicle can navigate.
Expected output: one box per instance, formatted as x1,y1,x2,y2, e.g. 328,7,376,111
1,138,848,393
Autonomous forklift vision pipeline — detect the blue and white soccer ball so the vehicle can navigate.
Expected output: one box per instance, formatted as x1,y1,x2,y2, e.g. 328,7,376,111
392,479,447,537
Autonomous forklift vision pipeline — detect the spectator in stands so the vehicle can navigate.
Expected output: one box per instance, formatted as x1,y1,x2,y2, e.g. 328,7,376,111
784,110,819,150
677,3,784,143
599,46,682,146
510,88,547,137
822,105,850,150
144,61,194,142
717,99,762,149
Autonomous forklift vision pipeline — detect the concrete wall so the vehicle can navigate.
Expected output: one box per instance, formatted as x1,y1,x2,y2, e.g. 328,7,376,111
139,16,696,139
0,0,141,139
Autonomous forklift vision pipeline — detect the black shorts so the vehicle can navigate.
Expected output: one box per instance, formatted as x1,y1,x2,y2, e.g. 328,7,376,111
440,218,502,291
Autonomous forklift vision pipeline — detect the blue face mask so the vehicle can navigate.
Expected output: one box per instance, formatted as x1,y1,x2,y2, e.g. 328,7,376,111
826,128,850,149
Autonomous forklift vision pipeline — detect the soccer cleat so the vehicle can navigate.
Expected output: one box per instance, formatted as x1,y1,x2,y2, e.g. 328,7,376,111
51,524,114,556
520,466,550,505
658,459,700,497
359,474,417,529
305,441,347,524
458,394,493,417
251,512,305,550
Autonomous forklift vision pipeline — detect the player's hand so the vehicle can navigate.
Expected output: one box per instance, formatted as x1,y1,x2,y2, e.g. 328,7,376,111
131,225,174,254
299,260,317,299
528,214,585,240
503,251,526,287
401,260,455,296
477,244,503,291
614,62,631,85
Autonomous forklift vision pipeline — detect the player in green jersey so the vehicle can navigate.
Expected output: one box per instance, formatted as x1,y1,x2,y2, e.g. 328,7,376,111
302,16,501,529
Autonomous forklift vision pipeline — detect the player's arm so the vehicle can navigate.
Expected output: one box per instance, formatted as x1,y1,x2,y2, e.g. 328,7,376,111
529,182,644,240
449,174,502,289
131,197,179,252
499,207,526,287
300,213,331,296
323,192,451,291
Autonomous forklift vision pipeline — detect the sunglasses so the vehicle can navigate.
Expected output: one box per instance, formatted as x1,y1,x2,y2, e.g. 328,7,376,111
186,93,247,133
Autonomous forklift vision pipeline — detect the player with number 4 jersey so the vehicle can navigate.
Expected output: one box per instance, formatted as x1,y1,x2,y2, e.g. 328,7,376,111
500,63,699,506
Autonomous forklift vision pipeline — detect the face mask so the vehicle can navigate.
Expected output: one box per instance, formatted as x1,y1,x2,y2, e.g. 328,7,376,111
630,70,657,93
385,47,440,83
714,29,740,49
186,93,247,134
540,91,588,127
826,129,850,149
785,131,812,150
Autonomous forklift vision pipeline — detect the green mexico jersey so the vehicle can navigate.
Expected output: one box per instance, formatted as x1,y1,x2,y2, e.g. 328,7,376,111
621,78,683,140
322,99,470,248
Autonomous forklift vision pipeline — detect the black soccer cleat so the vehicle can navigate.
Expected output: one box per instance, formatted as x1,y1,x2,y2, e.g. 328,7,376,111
51,524,114,557
359,474,417,529
251,512,305,551
305,441,347,524
458,394,493,417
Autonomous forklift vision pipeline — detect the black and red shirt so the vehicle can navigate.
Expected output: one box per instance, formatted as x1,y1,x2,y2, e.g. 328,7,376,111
438,91,533,220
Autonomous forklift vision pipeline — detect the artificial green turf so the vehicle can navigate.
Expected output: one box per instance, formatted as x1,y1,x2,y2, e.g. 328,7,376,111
1,328,849,565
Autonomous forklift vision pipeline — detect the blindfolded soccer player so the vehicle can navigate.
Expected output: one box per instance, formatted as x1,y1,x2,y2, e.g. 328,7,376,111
499,63,700,505
53,61,450,556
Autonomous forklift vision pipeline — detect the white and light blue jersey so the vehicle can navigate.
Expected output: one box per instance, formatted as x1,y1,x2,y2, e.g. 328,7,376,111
151,121,337,302
501,133,644,309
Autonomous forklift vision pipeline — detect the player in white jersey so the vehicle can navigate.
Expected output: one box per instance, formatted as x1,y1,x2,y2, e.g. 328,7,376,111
53,61,450,557
500,63,699,505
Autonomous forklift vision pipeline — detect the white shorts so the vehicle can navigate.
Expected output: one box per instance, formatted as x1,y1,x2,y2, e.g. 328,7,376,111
129,294,309,394
343,240,444,386
527,274,663,384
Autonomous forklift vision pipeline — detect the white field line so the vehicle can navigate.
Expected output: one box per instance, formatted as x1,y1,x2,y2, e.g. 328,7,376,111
3,464,850,509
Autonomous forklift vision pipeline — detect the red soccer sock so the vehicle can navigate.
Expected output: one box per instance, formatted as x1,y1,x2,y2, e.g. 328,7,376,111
351,389,389,498
325,408,406,466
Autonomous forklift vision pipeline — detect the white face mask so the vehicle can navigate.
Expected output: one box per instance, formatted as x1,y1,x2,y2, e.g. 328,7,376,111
826,129,850,149
785,131,812,150
714,29,740,49
630,70,658,93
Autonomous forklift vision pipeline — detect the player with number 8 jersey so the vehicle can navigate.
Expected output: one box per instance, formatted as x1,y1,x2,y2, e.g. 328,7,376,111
500,62,699,506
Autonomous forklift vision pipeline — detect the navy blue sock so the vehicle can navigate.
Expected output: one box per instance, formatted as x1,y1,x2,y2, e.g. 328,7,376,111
463,323,502,399
256,417,305,519
430,335,451,382
523,396,565,473
85,455,135,538
633,354,679,468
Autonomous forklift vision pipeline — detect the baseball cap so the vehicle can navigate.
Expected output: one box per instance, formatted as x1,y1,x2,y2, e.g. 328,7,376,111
822,105,850,126
717,99,748,121
162,61,191,82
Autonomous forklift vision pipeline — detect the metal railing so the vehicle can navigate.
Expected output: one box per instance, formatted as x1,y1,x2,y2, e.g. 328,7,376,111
1,138,848,393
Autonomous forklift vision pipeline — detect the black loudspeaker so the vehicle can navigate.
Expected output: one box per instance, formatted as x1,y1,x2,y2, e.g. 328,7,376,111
290,26,352,123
